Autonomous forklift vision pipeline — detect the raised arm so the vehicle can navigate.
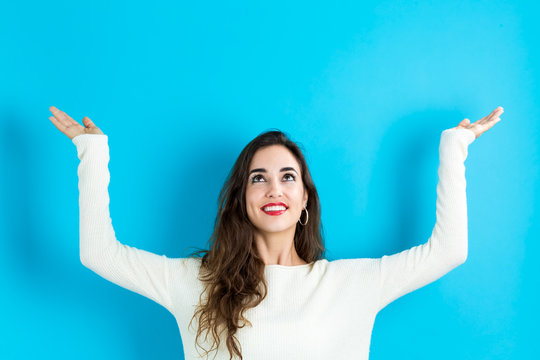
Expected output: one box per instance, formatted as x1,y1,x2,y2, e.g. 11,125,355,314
73,133,180,312
376,128,475,312
375,106,503,312
48,106,190,313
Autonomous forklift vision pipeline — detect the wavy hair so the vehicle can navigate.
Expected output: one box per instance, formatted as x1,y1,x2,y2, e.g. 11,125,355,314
185,129,327,360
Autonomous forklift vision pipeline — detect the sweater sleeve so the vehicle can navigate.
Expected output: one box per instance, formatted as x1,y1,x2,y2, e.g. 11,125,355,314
73,133,179,313
376,128,476,312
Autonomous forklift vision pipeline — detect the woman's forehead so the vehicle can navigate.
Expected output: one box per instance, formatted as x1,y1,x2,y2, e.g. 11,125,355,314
250,145,300,170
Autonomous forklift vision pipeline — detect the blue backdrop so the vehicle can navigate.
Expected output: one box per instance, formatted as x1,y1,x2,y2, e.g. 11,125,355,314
1,0,537,359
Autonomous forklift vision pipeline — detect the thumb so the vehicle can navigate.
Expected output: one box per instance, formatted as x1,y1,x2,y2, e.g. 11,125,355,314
458,118,470,127
82,116,95,128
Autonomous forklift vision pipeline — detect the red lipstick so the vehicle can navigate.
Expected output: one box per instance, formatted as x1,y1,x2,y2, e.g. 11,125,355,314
260,202,288,216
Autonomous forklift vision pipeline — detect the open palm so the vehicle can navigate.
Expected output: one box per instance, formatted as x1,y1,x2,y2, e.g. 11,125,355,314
48,106,104,140
455,106,503,139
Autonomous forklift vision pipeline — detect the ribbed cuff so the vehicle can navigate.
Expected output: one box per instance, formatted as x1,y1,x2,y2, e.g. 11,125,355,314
442,128,476,145
72,134,109,161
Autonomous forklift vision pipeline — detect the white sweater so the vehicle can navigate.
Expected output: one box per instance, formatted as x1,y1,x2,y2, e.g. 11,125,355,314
73,128,475,360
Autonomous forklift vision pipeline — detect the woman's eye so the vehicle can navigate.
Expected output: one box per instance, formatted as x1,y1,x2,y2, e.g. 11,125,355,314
251,175,264,183
283,173,296,181
250,174,296,183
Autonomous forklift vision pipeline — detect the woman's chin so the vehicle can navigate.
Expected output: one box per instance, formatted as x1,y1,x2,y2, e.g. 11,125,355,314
255,223,296,235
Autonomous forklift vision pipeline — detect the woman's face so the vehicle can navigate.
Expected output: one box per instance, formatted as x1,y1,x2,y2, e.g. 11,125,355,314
245,145,308,236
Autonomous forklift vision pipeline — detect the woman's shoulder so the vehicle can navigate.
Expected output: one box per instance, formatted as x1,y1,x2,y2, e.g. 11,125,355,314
325,257,381,273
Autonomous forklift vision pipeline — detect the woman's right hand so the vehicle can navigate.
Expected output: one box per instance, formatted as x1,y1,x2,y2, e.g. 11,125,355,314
48,106,104,140
453,106,503,139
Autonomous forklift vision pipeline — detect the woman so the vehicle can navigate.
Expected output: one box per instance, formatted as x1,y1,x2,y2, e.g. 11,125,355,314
49,105,503,360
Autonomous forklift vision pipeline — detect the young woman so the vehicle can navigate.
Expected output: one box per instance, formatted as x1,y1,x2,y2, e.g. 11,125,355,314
49,105,503,360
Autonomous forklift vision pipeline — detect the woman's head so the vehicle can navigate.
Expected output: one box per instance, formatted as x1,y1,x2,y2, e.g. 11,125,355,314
235,130,323,256
245,143,308,241
187,129,326,360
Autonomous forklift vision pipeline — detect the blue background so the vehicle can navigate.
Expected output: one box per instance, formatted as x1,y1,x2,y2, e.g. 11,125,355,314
1,0,537,358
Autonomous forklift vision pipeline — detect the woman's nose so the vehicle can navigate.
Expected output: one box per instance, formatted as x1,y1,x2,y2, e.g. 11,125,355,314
266,179,283,197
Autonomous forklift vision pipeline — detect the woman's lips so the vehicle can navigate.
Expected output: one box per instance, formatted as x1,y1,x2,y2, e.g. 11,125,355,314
262,208,287,216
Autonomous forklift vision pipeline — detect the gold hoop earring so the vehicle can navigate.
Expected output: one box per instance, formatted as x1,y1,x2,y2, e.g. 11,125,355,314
299,206,309,226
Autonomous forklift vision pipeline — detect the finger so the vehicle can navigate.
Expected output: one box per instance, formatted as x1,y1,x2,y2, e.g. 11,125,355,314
489,106,504,119
457,118,470,127
82,116,95,128
478,107,504,125
49,106,78,127
486,118,501,130
49,115,66,131
49,106,72,126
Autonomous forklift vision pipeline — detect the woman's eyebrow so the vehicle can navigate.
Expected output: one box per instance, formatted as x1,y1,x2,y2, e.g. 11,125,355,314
249,167,298,175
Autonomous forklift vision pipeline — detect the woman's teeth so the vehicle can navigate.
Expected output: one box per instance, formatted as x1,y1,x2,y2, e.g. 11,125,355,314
263,206,287,211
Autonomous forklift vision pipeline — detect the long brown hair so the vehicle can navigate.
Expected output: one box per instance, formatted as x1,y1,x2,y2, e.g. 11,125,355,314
185,129,327,360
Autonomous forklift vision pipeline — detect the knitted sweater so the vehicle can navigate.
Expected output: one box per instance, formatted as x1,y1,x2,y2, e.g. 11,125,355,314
73,128,475,360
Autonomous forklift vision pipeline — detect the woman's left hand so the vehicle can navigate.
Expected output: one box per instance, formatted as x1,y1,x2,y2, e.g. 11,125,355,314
455,106,504,139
